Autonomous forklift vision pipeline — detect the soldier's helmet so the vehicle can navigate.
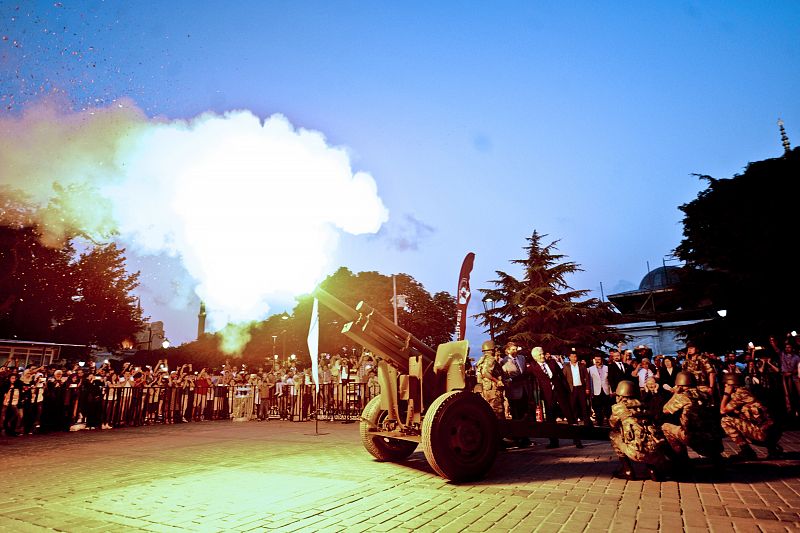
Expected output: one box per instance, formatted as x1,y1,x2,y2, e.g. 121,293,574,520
481,340,495,353
615,380,638,398
722,372,742,387
674,371,697,388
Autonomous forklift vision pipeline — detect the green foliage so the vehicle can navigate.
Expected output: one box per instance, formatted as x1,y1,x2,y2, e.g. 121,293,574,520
477,231,625,353
0,223,143,348
55,242,143,348
675,147,800,347
232,267,457,366
0,224,75,339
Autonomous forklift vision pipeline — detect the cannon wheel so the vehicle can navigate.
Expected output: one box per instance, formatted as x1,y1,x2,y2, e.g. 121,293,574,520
360,395,418,462
422,390,499,482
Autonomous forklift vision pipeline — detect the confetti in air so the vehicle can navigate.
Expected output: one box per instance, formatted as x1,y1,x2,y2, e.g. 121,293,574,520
0,100,389,352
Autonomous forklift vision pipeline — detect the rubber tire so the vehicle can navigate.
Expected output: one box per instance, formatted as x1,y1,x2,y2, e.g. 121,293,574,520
422,390,499,482
360,395,418,462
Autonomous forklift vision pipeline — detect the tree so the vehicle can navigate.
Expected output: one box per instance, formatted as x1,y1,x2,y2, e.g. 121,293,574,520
0,219,144,348
0,224,75,340
239,267,457,365
54,243,144,348
675,147,800,348
477,231,625,353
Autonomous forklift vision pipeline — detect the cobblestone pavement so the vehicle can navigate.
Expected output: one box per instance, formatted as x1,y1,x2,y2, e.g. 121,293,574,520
3,421,800,532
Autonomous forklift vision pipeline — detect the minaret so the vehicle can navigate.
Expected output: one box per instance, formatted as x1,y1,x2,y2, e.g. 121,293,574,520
778,118,791,155
197,301,206,340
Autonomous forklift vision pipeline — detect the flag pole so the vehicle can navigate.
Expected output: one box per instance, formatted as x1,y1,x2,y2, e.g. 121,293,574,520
306,296,327,436
392,274,398,325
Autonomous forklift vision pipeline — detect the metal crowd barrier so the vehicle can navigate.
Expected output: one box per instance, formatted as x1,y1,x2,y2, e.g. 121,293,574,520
96,382,379,428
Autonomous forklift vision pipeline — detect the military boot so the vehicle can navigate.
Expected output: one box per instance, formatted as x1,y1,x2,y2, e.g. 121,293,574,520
729,444,758,462
613,457,635,480
767,443,784,460
646,464,667,482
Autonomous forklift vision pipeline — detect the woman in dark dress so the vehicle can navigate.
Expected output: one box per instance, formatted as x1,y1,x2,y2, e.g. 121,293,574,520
657,356,679,393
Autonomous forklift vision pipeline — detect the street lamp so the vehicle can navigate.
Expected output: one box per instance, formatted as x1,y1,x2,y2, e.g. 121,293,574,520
162,339,170,349
482,296,496,343
271,335,277,358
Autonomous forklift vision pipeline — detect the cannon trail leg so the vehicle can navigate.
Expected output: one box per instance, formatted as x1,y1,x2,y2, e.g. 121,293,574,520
422,391,499,482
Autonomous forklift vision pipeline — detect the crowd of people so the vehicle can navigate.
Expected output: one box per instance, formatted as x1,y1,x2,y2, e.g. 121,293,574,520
0,351,382,436
4,335,797,481
474,335,796,480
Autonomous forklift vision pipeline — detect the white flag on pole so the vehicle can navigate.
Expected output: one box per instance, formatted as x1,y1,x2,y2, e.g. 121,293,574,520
307,297,320,392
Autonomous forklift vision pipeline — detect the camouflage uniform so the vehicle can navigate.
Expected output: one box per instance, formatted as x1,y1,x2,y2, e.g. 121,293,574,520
609,397,671,474
477,353,505,419
721,387,781,448
662,387,723,459
682,353,716,396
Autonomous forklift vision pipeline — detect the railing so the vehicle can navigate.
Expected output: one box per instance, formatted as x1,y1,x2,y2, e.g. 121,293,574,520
48,382,380,431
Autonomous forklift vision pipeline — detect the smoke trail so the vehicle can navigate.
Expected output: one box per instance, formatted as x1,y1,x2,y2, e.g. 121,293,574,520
0,100,389,352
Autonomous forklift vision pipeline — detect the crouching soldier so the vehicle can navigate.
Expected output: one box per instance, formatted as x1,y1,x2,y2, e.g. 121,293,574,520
720,373,783,461
476,340,505,419
662,371,724,468
609,380,672,480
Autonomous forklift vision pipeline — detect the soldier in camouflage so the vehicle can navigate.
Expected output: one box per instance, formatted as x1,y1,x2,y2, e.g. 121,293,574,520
720,373,783,461
476,340,506,419
662,371,724,467
681,343,717,399
609,380,672,480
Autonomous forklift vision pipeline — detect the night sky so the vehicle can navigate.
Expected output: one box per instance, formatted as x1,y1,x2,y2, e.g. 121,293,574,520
1,1,798,349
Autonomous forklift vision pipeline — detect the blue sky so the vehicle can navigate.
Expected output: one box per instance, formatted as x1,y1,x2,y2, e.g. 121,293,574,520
2,1,798,348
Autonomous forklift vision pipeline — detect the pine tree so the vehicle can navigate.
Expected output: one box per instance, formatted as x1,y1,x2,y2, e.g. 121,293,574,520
477,231,625,353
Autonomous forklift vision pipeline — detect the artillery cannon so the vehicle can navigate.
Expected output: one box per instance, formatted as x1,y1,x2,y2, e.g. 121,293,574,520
314,287,609,481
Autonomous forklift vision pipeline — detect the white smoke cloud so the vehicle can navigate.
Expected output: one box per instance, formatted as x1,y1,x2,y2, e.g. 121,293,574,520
0,100,389,351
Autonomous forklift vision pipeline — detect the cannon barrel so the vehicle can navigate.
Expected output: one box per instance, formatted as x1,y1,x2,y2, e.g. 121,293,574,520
312,287,436,377
355,301,437,361
313,287,359,323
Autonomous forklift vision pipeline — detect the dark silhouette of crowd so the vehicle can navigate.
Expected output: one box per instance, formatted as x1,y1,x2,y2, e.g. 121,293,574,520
0,352,380,436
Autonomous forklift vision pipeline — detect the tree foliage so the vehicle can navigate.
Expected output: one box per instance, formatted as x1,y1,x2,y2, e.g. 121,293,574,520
0,224,75,340
476,231,625,353
675,147,800,347
0,223,144,348
54,243,143,348
232,267,457,366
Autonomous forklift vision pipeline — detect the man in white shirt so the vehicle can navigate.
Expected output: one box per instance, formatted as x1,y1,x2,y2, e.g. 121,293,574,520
562,350,591,425
632,358,655,390
588,355,611,426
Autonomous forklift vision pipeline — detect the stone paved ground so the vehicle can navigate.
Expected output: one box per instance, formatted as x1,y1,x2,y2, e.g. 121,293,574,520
2,421,800,532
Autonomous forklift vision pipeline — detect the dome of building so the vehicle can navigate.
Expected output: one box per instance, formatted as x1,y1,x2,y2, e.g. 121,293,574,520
638,266,681,291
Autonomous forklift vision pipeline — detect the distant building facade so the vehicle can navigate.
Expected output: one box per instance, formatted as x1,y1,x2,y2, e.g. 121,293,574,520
608,266,712,356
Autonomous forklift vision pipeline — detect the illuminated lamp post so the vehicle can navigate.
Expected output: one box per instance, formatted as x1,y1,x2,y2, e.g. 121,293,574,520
281,313,289,360
482,296,496,343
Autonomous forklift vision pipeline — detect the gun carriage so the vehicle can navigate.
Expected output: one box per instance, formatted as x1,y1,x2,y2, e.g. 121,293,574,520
314,287,609,482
